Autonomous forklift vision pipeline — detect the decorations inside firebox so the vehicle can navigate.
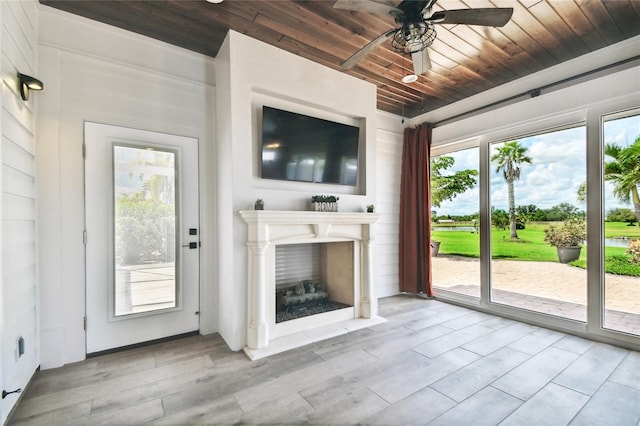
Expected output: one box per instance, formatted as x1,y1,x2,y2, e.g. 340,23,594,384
367,204,375,213
275,279,350,323
311,195,339,212
254,199,264,210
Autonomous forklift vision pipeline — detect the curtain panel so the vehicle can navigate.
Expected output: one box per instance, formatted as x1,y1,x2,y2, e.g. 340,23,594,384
399,122,433,296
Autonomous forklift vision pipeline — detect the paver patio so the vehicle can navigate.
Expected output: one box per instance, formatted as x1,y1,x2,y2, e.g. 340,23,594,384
433,255,640,336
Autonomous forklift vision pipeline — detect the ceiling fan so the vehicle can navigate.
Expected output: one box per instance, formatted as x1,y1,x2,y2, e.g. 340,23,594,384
334,0,513,78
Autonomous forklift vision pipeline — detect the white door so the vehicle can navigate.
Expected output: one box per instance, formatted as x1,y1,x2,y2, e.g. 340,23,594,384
84,122,200,354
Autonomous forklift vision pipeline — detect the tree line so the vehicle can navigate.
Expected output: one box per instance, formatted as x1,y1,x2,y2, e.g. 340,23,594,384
434,205,637,230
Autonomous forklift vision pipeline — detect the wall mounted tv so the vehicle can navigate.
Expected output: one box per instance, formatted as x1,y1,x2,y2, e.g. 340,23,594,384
260,106,360,186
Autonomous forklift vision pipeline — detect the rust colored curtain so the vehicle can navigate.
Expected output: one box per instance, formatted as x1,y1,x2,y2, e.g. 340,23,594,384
399,122,433,296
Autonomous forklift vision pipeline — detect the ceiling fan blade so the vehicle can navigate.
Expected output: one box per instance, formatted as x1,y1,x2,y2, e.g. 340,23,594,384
341,29,396,70
333,0,403,17
411,49,431,75
429,8,513,27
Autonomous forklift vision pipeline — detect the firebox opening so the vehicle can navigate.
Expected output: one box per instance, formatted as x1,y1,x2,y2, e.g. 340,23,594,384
275,242,354,323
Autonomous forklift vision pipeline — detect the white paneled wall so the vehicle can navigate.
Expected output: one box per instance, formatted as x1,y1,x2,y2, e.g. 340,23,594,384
374,112,403,298
1,0,39,422
37,6,216,368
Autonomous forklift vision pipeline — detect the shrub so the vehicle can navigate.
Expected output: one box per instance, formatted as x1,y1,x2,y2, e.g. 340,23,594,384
627,239,640,264
543,218,587,247
571,255,640,276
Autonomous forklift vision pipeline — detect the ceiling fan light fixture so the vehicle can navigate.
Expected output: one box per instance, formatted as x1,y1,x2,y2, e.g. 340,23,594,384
391,22,436,54
401,74,418,83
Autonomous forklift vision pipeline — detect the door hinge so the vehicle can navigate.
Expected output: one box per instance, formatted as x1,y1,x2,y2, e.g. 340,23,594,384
83,316,87,330
83,230,87,245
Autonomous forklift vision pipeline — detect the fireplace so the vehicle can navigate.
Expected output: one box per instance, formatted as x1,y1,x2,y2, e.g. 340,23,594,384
275,242,354,323
239,210,385,359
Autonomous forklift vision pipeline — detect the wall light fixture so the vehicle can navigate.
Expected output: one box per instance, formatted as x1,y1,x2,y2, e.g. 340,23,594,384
18,72,44,101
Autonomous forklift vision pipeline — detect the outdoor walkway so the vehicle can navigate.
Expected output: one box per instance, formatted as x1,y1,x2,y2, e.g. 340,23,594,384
432,256,640,336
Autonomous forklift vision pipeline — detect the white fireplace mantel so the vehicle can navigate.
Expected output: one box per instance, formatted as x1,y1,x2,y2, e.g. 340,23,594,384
239,210,384,359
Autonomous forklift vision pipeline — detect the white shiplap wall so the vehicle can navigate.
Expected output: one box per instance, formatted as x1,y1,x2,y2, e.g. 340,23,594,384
1,0,39,422
37,6,216,368
374,112,404,298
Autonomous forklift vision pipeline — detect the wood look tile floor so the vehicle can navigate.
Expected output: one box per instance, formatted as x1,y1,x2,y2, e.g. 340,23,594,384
10,296,640,425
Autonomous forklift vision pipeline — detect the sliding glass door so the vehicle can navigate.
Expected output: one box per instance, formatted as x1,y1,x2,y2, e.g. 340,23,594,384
431,147,480,299
488,127,587,322
602,111,640,337
430,106,640,346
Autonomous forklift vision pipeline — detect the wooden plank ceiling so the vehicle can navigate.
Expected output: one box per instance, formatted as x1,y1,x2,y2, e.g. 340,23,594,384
40,0,640,117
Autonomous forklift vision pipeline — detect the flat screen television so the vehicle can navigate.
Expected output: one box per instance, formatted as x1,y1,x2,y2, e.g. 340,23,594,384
260,106,360,186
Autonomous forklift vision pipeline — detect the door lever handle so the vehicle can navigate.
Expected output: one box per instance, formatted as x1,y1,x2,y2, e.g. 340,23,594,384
182,242,198,249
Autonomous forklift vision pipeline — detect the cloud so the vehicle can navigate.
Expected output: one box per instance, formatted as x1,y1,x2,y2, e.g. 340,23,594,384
434,119,637,216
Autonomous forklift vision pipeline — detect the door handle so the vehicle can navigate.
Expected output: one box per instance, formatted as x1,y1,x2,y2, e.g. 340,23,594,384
182,242,198,249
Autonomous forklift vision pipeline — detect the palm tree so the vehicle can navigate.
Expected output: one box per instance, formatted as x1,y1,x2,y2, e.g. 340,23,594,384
604,137,640,227
491,141,532,239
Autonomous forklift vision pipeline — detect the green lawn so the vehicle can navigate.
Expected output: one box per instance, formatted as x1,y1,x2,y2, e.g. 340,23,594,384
432,221,640,276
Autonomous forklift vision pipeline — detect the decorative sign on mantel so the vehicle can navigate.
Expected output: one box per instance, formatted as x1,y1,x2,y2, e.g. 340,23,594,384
311,195,339,212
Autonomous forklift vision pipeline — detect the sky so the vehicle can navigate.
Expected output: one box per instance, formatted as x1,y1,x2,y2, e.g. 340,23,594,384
434,113,640,217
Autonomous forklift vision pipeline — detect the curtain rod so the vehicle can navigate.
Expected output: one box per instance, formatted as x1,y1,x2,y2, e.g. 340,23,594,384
431,55,640,128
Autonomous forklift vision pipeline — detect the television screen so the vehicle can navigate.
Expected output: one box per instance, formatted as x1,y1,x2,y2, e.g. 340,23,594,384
261,106,360,186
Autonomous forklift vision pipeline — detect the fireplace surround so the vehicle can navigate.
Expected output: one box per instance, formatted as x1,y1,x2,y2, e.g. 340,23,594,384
239,210,385,359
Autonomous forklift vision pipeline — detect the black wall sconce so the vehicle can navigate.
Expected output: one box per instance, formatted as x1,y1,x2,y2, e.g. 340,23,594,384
18,72,44,101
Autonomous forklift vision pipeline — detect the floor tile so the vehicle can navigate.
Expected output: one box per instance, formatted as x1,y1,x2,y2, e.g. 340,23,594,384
608,351,640,391
368,347,480,404
430,347,531,402
413,324,494,358
553,343,629,395
499,382,589,426
440,311,494,330
428,386,522,426
233,349,376,412
493,346,579,400
364,324,454,359
238,392,315,424
9,401,92,426
152,395,242,425
82,398,164,425
552,334,595,355
363,387,456,425
508,327,564,355
569,381,640,426
304,388,389,424
462,322,536,356
402,308,469,331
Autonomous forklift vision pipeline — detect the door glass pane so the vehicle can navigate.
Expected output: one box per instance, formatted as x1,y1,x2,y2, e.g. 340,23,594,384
431,147,480,298
602,113,640,336
113,145,177,316
489,127,587,321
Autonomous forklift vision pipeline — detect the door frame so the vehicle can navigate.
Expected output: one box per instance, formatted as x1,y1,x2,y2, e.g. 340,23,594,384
83,122,201,354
